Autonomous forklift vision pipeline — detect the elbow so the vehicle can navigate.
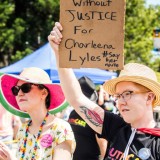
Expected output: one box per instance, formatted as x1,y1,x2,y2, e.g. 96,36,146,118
66,94,85,108
68,97,80,107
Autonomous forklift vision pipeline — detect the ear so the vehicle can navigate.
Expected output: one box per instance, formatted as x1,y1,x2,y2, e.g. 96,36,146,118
146,92,155,105
41,89,48,99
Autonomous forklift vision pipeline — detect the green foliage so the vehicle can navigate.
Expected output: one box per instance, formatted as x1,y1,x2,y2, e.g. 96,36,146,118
0,1,15,64
156,72,160,82
125,0,159,68
0,0,60,66
11,48,33,62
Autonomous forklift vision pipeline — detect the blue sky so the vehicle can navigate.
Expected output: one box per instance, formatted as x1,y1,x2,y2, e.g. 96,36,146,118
146,0,160,6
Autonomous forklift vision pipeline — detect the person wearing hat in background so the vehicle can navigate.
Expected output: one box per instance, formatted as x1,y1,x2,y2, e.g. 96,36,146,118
0,67,75,160
48,22,160,160
68,76,107,160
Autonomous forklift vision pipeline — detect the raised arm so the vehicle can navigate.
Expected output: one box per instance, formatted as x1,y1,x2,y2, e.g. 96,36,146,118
48,22,105,134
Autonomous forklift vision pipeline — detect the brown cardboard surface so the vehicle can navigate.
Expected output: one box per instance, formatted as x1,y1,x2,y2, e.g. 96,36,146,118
59,0,126,70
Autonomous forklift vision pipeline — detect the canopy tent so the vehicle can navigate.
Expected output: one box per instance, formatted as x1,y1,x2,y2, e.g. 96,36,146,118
0,43,117,84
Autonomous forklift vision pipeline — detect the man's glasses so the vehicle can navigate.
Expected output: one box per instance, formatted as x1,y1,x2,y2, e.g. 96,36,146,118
11,83,38,96
113,90,150,102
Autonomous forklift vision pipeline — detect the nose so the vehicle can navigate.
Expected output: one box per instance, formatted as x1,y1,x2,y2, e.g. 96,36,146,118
116,97,126,107
17,88,24,96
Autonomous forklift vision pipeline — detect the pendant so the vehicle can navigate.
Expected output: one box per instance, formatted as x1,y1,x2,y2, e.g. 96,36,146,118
138,148,151,160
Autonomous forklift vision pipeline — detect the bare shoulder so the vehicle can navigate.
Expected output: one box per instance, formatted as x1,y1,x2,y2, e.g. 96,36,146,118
46,115,70,128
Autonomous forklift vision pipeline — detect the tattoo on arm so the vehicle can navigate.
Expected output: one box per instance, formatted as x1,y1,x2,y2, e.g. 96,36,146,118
80,106,103,127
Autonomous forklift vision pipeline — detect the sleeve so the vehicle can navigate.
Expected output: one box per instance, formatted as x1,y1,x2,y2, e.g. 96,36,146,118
16,123,25,140
97,111,126,141
51,119,76,153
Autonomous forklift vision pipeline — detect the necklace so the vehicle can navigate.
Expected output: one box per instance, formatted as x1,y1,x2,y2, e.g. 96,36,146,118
19,111,49,160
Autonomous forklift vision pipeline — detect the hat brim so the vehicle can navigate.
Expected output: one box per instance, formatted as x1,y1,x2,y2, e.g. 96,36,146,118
0,73,69,118
103,76,160,107
90,92,98,102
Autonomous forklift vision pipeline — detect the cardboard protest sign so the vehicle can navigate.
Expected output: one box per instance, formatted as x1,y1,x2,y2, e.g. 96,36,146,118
60,0,126,69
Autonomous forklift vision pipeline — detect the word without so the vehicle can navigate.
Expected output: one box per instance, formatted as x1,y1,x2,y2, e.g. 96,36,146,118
72,0,112,7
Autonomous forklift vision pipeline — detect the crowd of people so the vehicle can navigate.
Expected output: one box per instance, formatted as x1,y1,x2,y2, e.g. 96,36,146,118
0,21,159,160
48,22,160,159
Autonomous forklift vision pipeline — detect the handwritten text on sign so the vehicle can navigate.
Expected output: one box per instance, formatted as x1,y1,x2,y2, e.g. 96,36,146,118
60,0,126,69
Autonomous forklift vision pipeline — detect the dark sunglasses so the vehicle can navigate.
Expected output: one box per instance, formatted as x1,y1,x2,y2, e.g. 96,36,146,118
11,83,36,96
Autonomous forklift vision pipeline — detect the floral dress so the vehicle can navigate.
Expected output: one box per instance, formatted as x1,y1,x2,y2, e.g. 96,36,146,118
16,117,75,160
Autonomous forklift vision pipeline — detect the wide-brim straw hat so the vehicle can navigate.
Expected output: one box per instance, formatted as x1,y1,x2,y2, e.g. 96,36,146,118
0,67,68,118
103,63,160,107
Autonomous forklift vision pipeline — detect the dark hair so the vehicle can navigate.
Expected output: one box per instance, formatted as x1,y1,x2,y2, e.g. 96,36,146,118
38,84,50,109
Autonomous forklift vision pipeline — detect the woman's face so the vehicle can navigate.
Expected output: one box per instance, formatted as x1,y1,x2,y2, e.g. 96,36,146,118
115,81,151,125
15,80,46,112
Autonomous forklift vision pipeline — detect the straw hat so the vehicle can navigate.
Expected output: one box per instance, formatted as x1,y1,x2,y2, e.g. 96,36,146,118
103,63,160,107
0,67,68,118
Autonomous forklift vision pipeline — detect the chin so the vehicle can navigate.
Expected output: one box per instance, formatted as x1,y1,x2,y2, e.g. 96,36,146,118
122,116,133,124
19,106,28,112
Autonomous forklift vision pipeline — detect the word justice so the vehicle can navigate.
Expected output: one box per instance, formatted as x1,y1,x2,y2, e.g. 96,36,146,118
66,10,117,22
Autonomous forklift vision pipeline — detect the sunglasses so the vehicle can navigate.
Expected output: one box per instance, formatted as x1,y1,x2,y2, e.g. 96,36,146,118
11,83,37,96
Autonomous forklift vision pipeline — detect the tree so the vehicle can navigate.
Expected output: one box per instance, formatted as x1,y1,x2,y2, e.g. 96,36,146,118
125,0,159,69
0,1,15,67
0,0,60,67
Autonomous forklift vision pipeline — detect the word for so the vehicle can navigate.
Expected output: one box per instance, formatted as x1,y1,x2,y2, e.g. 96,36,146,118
65,39,115,50
74,25,93,34
66,10,117,22
72,0,112,7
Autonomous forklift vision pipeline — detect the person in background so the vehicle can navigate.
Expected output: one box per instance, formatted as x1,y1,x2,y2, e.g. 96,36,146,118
0,104,21,148
55,105,73,121
48,22,160,160
0,67,75,160
98,85,117,114
68,76,107,160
